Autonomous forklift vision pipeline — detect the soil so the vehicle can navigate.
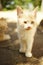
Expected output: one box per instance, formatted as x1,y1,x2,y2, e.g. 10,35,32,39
0,22,43,65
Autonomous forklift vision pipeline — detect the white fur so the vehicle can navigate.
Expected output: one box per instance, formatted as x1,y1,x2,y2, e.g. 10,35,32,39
17,6,40,57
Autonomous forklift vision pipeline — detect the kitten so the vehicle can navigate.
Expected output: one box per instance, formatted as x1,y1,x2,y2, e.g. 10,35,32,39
17,6,39,57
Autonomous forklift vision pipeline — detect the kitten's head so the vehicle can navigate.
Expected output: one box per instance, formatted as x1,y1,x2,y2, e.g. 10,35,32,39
17,6,38,30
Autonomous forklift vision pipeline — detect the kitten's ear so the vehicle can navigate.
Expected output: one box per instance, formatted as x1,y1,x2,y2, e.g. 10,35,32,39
33,6,38,18
17,6,23,17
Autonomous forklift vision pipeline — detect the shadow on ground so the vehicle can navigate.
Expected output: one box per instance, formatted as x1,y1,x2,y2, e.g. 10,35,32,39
0,22,43,65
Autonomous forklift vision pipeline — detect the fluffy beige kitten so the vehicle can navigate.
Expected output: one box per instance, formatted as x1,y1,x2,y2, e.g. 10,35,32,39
17,6,39,57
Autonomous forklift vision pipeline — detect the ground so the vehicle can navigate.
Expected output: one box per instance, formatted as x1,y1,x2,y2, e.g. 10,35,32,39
0,22,43,65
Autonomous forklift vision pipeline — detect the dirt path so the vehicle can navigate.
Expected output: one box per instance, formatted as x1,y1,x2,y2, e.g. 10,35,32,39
0,22,43,65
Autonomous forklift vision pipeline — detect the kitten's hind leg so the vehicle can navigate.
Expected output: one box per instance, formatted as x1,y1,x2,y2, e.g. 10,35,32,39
19,40,26,53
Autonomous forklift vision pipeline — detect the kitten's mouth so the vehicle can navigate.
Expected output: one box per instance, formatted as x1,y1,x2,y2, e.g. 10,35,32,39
26,27,32,30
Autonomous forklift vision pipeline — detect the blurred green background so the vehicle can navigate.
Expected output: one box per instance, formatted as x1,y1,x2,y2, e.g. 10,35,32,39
0,0,41,10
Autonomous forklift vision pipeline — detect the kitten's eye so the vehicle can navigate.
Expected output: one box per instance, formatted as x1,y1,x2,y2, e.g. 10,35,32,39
24,21,27,24
31,21,34,24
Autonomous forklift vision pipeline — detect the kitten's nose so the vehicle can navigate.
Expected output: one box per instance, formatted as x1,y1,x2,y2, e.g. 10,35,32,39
28,27,31,29
26,27,31,30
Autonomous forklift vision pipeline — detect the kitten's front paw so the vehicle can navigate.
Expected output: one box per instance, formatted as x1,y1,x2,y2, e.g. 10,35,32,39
25,52,32,57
